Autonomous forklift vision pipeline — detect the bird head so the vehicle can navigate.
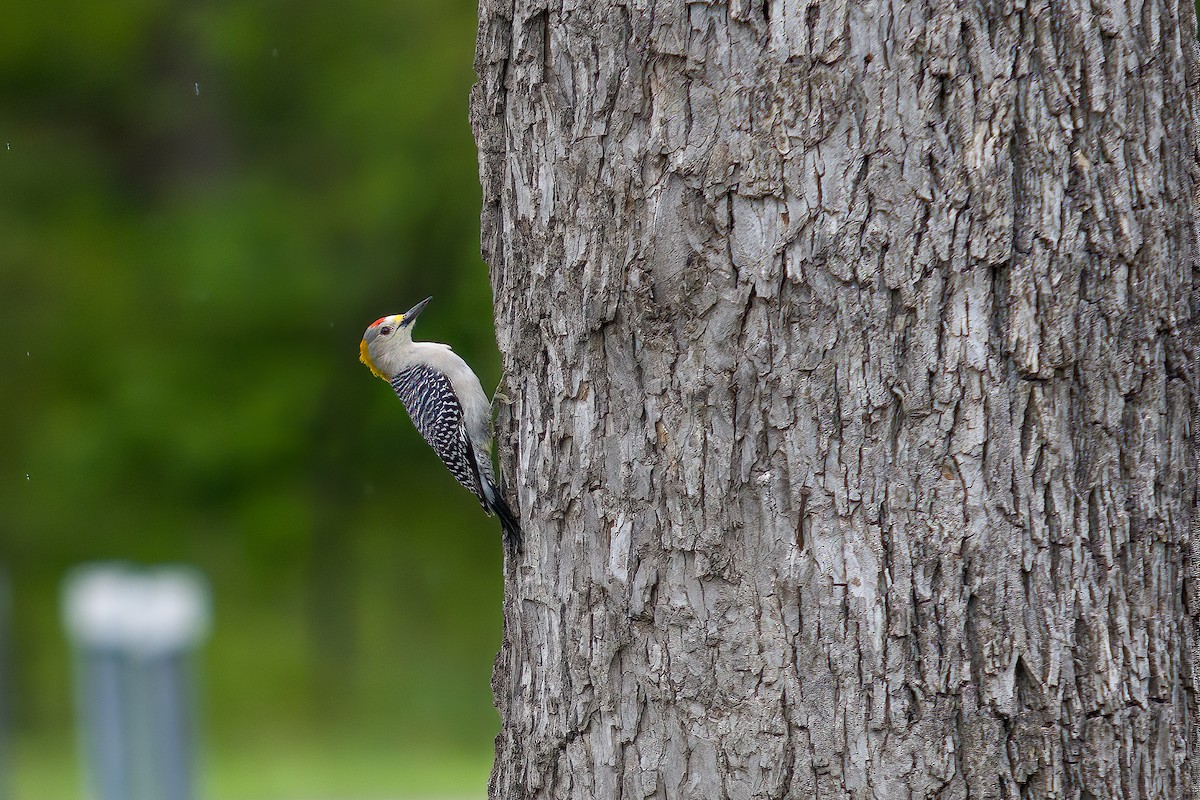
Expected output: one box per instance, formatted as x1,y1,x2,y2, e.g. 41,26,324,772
359,296,431,380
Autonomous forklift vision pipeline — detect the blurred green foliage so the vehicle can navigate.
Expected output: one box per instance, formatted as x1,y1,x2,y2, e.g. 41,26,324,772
0,0,502,795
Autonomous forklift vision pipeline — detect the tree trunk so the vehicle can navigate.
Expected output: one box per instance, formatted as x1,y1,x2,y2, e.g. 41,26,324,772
471,1,1199,797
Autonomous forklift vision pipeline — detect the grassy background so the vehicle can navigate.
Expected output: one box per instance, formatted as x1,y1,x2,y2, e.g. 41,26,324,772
1,0,503,796
16,734,492,799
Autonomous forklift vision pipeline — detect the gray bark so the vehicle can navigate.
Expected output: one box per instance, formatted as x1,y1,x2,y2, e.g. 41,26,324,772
471,1,1200,798
1185,37,1200,799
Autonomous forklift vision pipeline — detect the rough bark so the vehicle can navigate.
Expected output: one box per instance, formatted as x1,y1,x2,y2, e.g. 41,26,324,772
1185,36,1200,799
471,1,1200,797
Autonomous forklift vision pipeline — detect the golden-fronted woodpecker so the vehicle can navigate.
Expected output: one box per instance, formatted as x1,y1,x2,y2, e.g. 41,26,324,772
359,297,522,553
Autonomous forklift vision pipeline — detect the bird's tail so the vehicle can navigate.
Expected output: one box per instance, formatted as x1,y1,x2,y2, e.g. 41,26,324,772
489,490,523,555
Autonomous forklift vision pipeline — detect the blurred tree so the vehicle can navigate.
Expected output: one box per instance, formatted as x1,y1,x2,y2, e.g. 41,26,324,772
474,0,1199,797
1,0,505,790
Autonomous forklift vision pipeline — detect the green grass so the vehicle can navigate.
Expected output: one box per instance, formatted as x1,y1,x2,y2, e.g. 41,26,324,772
12,733,491,800
11,735,80,800
208,738,491,800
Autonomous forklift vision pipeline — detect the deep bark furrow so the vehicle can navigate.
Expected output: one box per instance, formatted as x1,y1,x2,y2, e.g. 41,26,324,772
473,1,1200,797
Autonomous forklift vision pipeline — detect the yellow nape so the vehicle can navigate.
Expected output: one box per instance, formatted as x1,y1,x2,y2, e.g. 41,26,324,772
359,339,388,380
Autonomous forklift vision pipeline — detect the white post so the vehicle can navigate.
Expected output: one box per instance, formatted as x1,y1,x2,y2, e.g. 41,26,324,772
62,565,210,800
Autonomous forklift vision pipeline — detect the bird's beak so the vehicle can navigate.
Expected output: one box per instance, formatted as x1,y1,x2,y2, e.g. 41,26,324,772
401,296,432,325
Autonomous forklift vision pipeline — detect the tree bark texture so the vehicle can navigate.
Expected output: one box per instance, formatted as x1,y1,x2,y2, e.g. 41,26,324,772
471,1,1199,797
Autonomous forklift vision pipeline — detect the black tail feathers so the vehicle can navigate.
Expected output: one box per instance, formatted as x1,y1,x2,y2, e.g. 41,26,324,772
489,491,523,555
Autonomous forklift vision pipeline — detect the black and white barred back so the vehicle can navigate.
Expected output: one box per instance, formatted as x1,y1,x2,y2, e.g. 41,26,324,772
390,363,524,553
390,364,487,507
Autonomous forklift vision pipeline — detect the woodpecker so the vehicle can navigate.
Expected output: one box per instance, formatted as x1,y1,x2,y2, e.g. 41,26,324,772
359,297,522,553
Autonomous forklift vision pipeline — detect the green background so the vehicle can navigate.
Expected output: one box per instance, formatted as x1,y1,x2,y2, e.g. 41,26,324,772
1,1,501,796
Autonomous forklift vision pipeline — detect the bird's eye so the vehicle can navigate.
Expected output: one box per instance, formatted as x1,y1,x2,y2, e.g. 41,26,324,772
380,325,393,336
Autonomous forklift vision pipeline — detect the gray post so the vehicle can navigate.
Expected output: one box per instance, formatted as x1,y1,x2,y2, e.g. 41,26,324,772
62,565,210,800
